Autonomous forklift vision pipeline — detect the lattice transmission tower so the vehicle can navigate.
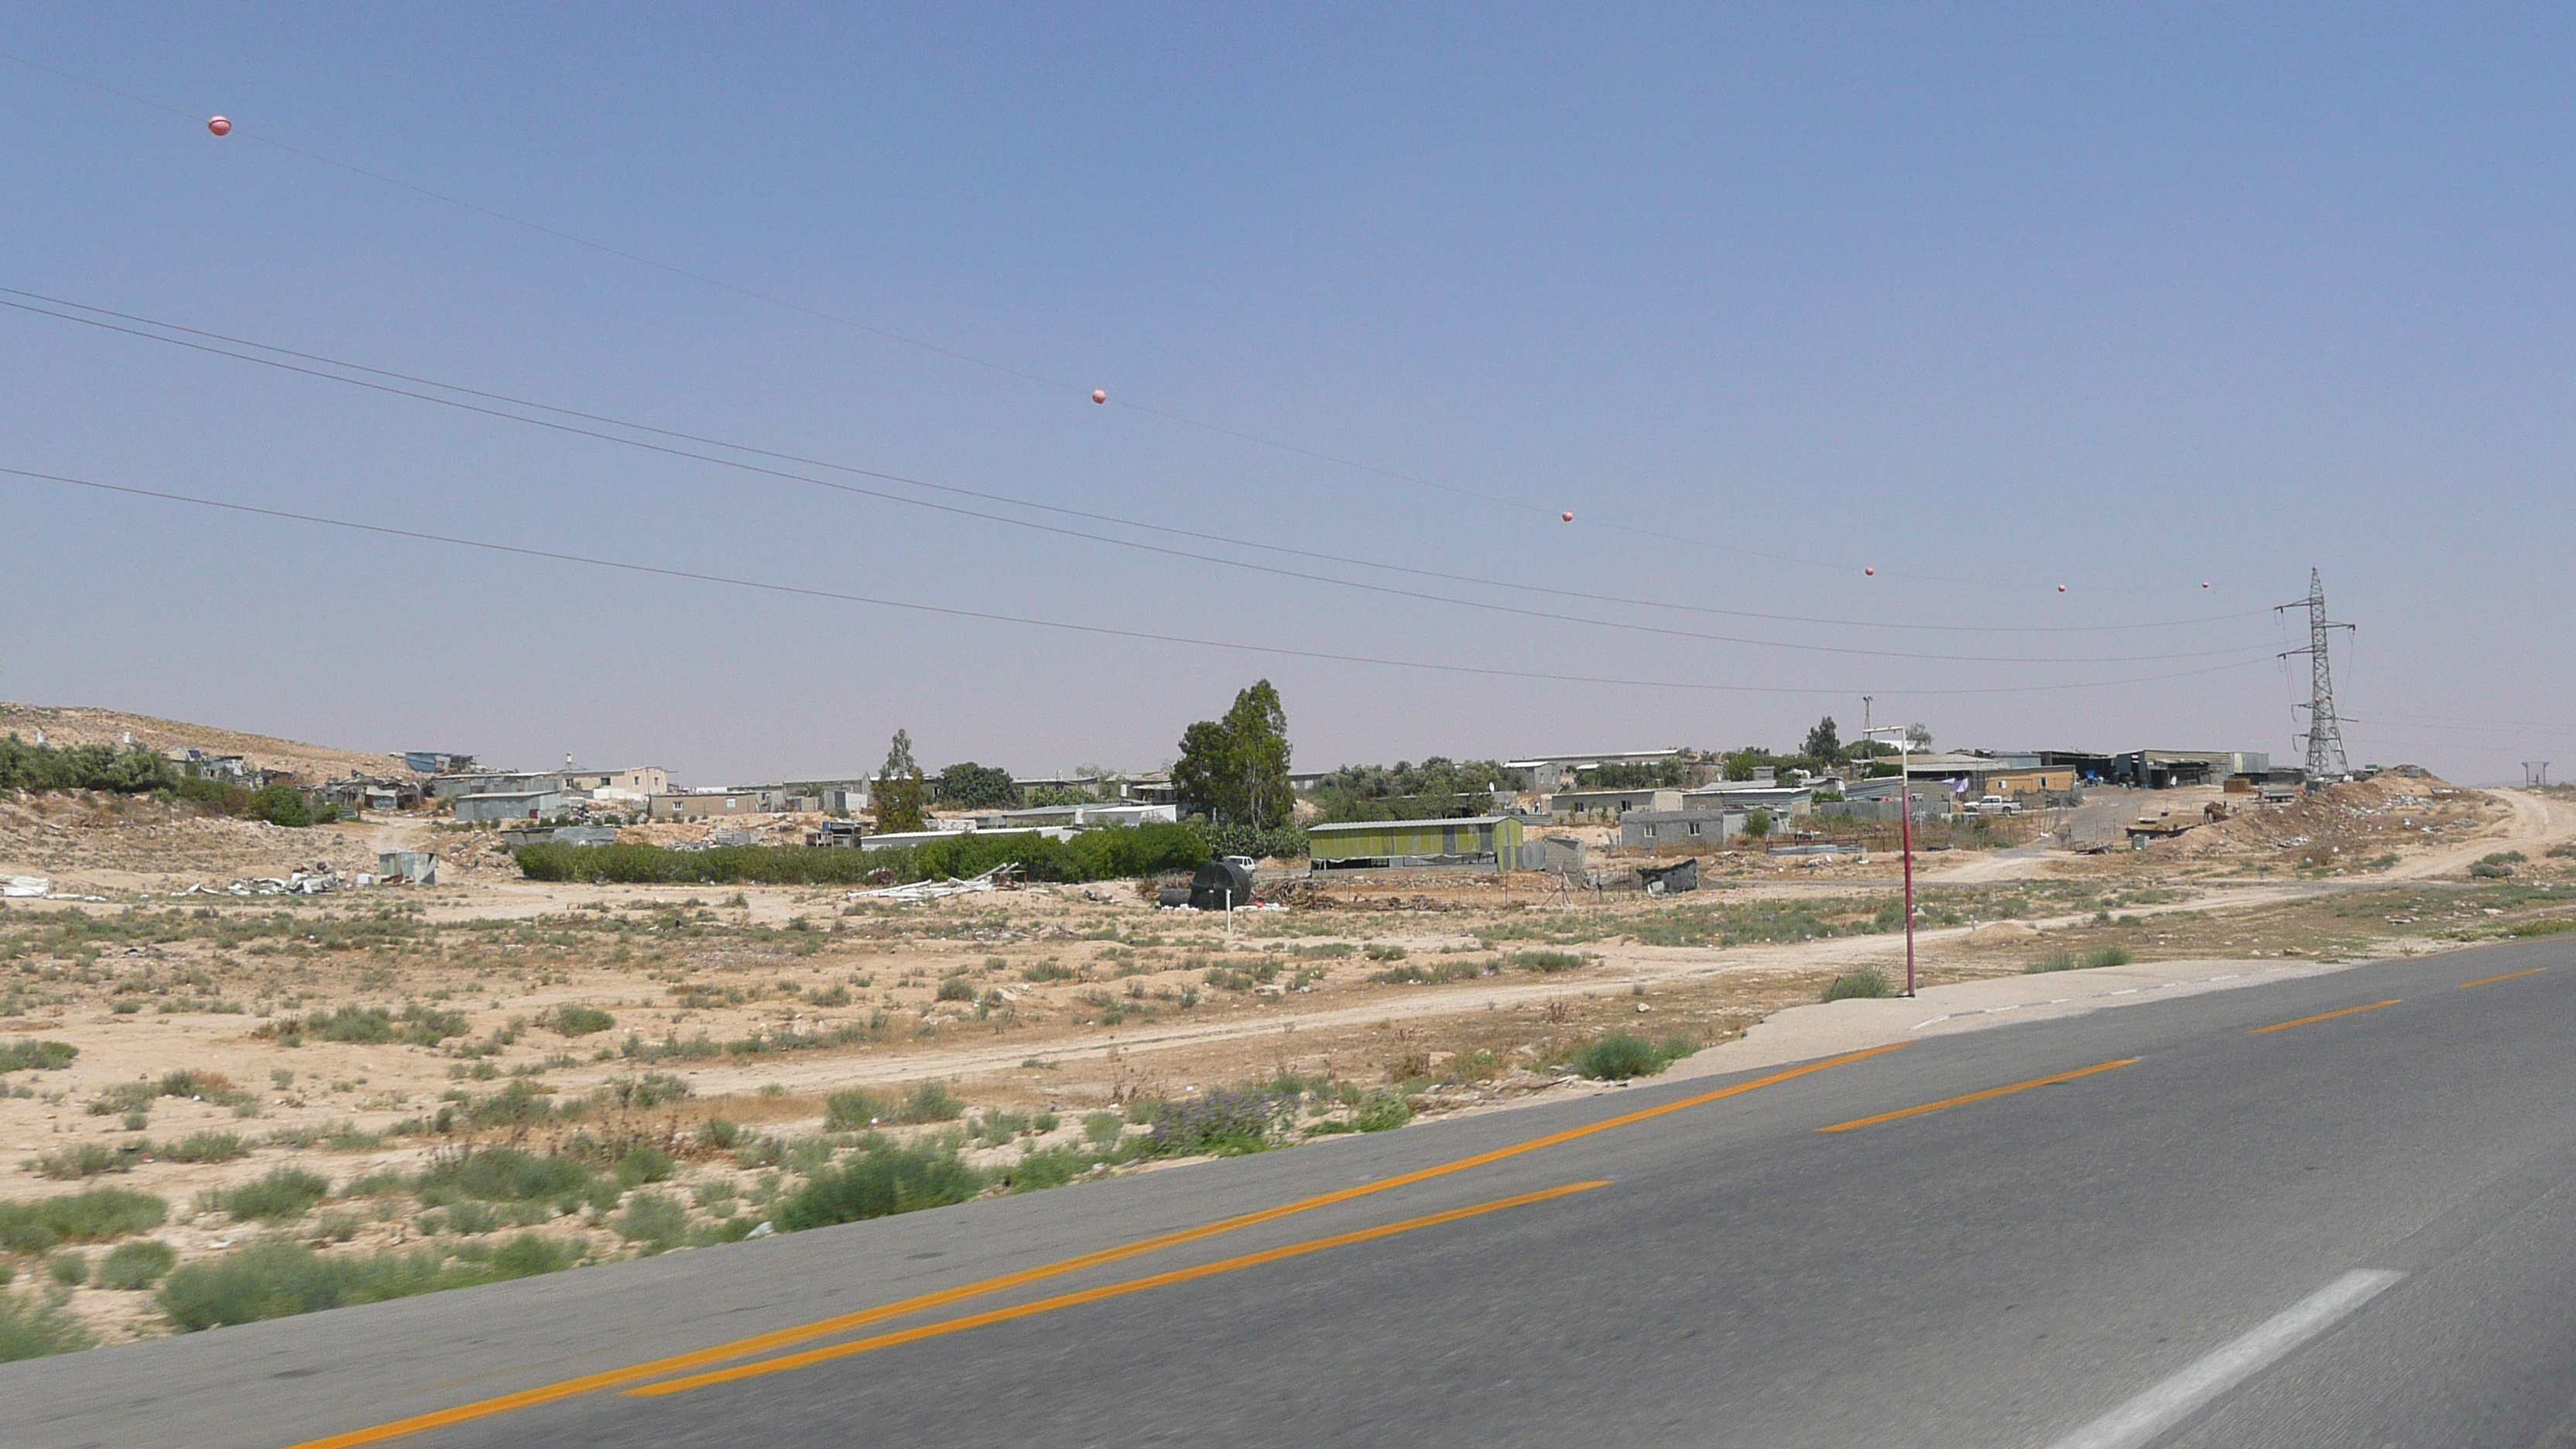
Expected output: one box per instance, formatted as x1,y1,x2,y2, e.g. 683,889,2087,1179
2276,567,2355,781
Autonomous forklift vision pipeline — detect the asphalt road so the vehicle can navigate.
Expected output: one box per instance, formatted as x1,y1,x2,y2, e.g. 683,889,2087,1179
12,935,2576,1449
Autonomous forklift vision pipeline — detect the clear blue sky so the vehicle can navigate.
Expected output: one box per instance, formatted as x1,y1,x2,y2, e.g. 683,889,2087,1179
2,6,2569,785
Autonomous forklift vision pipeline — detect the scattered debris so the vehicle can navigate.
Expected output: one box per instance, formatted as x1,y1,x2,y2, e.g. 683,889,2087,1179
847,862,1022,901
1,875,50,898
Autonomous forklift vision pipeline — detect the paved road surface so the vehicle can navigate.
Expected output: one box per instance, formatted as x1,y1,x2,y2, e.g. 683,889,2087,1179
10,935,2576,1448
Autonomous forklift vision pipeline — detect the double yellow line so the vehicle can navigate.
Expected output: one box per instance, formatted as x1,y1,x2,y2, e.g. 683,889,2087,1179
283,1042,1910,1448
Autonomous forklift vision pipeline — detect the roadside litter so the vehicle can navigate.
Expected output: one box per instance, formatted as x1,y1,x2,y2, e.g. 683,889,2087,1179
847,862,1021,902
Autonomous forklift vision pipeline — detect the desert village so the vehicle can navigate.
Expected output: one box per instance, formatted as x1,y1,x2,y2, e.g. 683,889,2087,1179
2,694,2574,1348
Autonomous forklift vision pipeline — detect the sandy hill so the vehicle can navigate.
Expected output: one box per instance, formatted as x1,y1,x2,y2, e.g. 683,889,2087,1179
0,702,407,783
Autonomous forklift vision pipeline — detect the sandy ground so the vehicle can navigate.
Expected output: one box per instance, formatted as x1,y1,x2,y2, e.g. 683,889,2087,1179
4,752,2572,1348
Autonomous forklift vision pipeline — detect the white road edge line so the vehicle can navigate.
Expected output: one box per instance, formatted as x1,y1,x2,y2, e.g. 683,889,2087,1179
2042,1269,2404,1449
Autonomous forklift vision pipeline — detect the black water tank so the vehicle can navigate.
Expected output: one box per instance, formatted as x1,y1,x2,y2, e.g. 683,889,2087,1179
1189,858,1255,911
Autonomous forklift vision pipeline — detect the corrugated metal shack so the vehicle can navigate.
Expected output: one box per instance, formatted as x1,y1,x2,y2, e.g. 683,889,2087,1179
1307,816,1526,872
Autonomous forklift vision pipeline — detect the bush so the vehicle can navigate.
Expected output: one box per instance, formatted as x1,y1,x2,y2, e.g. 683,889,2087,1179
29,1144,129,1181
0,1040,77,1074
0,1290,95,1361
612,1147,675,1187
892,1081,964,1124
158,1240,492,1331
97,1239,177,1290
2084,945,2134,969
47,1252,88,1286
772,1142,985,1231
2026,951,2078,975
248,784,313,827
210,1167,331,1222
1351,1089,1413,1132
416,1147,591,1204
2469,860,2513,879
824,1089,887,1131
1146,1088,1286,1156
612,1192,690,1249
490,1233,579,1278
516,822,1208,888
0,736,177,796
552,1004,616,1037
0,1188,167,1252
1509,951,1587,973
1821,968,1894,1002
1081,1111,1125,1146
163,1132,250,1163
1571,1033,1666,1081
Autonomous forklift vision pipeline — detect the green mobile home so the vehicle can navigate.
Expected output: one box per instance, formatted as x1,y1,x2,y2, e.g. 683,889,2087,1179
1307,816,1526,871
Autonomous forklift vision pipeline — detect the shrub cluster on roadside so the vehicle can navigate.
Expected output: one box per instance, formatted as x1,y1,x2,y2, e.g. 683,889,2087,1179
516,822,1208,888
1820,968,1894,1002
1570,1032,1698,1081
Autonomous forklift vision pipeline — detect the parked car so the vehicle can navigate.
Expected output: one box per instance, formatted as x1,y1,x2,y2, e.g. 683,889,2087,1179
1968,795,2022,816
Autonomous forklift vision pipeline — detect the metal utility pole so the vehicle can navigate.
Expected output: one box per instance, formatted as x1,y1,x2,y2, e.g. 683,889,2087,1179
1864,726,1917,997
2275,567,2355,783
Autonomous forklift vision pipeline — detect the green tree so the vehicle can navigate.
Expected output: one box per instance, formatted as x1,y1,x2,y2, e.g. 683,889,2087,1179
248,785,311,828
1742,809,1773,841
1173,681,1294,830
873,731,927,834
932,762,1018,810
1905,722,1934,749
1802,717,1841,761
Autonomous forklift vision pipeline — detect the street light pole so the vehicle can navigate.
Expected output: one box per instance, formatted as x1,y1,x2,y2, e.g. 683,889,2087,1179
1866,728,1917,998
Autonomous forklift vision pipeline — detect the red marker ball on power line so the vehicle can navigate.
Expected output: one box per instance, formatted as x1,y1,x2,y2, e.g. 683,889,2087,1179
1091,389,1106,404
2057,584,2068,592
1864,566,1876,576
2202,581,2212,589
207,116,231,136
1561,511,1574,523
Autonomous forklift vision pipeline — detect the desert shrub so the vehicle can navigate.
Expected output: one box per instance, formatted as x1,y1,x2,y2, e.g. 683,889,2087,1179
163,1132,250,1163
1362,944,1407,962
612,1147,676,1187
1001,1146,1088,1193
593,1073,690,1111
892,1081,964,1124
1820,968,1893,1002
1081,1111,1125,1146
419,1201,502,1237
612,1192,690,1249
210,1167,330,1222
247,784,313,827
1509,951,1587,973
1571,1033,1666,1081
552,1004,616,1037
934,977,975,1002
90,1081,158,1116
1021,962,1078,982
279,1004,468,1048
772,1142,984,1231
30,1144,128,1180
0,1189,166,1252
490,1233,579,1278
1368,960,1480,985
157,1241,480,1331
2026,951,2079,975
2470,860,2513,879
1351,1089,1413,1132
2084,945,2134,969
0,1290,95,1362
1145,1088,1286,1157
97,1239,177,1290
0,737,176,796
0,1040,77,1074
47,1252,88,1286
824,1089,888,1131
695,1118,742,1149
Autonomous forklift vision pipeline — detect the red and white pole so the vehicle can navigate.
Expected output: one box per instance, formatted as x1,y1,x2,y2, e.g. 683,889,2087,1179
1897,752,1917,997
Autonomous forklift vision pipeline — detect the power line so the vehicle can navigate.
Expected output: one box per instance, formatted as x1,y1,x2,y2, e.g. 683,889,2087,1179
2,462,2275,700
0,293,2272,668
0,287,2266,640
1,46,2226,597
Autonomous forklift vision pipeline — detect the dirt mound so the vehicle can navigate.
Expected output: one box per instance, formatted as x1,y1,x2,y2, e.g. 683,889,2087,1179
2159,769,2501,862
0,702,409,784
